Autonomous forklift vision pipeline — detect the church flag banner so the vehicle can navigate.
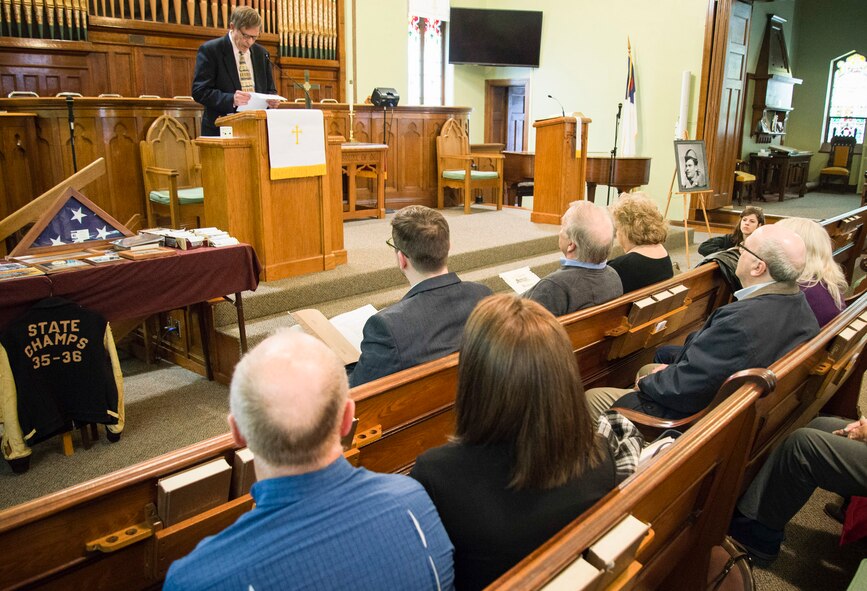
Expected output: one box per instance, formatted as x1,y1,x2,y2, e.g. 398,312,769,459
620,39,638,157
265,109,327,180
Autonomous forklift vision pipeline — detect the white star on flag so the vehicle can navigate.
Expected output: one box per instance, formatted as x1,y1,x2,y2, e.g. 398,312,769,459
70,207,87,223
50,235,65,246
96,226,111,240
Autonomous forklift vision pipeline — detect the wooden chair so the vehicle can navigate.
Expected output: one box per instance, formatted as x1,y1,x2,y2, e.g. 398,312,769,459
732,159,756,205
139,115,204,229
820,136,857,192
436,118,503,214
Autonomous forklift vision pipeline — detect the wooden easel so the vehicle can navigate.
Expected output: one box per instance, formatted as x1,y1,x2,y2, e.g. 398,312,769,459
663,134,711,269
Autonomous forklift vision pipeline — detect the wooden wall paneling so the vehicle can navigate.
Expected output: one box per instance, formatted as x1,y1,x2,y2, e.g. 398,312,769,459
0,50,92,96
395,116,424,199
101,115,146,223
424,117,445,193
352,110,371,143
106,47,137,96
0,115,41,218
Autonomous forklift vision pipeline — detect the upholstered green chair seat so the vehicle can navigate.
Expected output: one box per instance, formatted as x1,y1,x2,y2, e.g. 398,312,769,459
442,169,499,181
148,187,205,205
821,166,849,176
734,171,756,182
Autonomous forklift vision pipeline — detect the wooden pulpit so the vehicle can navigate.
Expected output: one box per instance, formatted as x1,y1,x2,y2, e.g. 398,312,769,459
194,111,346,282
531,114,591,225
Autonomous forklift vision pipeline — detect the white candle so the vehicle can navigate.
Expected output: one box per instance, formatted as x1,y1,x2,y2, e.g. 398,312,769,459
349,101,353,113
676,70,691,139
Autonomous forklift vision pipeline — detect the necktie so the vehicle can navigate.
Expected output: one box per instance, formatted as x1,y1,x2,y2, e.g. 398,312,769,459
238,52,254,92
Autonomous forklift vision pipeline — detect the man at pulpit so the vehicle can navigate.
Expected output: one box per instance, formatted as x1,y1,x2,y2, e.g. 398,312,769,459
192,6,278,136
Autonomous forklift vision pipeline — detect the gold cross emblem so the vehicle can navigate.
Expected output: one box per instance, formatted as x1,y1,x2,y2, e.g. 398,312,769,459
291,125,302,144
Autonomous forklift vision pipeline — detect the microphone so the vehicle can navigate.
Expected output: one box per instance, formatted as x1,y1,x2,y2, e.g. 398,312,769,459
616,102,623,119
264,52,312,109
548,94,565,118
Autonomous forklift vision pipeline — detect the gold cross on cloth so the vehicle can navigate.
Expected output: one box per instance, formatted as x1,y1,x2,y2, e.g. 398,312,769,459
238,52,254,92
291,125,302,144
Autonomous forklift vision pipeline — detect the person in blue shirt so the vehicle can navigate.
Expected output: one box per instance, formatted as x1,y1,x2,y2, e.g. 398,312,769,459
164,331,455,591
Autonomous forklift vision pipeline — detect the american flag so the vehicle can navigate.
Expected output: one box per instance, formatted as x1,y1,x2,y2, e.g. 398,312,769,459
32,196,125,247
620,39,639,157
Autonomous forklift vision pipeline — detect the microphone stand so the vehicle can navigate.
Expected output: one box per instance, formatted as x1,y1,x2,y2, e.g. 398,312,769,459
59,93,78,172
265,53,312,109
607,102,622,206
547,94,565,118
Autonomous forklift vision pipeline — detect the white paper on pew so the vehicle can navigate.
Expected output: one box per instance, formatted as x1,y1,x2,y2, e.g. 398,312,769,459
329,304,378,352
638,436,676,464
500,266,541,294
237,92,288,112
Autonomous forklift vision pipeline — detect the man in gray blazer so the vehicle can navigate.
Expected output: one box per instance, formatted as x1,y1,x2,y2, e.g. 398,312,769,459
349,206,491,387
192,6,279,136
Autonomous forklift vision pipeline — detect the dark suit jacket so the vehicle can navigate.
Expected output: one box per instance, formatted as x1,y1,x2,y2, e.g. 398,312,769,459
191,34,277,136
348,273,491,387
614,282,820,419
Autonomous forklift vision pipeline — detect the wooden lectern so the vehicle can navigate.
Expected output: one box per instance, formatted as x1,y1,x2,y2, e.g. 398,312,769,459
531,114,591,225
194,111,346,282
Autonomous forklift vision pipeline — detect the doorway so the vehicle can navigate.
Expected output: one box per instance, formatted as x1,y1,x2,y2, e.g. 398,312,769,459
484,79,529,151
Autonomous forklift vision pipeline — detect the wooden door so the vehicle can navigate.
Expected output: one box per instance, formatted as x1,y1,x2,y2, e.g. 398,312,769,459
506,85,526,151
485,79,528,150
698,0,751,212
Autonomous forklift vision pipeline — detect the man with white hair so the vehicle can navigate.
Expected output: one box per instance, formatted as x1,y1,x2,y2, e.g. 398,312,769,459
524,200,623,316
586,224,820,419
165,331,455,590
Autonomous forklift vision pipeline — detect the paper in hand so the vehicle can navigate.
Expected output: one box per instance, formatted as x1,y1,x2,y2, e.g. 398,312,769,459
237,92,287,112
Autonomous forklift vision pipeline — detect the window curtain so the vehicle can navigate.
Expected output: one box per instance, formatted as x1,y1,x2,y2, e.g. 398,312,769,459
408,0,449,21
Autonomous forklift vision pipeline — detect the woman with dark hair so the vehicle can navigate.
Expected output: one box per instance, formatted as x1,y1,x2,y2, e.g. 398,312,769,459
698,206,765,256
410,294,643,590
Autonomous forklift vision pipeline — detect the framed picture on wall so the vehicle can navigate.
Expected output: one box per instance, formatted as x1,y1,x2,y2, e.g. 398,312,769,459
674,140,710,192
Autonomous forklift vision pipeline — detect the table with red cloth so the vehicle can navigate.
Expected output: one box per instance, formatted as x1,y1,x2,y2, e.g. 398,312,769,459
0,245,261,374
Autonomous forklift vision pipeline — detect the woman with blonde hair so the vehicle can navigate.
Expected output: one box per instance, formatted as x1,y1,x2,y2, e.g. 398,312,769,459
775,217,847,326
411,294,643,590
608,192,674,292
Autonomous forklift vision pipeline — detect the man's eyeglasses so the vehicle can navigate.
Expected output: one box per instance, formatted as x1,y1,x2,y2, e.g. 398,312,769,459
239,31,259,41
386,237,397,250
738,243,764,263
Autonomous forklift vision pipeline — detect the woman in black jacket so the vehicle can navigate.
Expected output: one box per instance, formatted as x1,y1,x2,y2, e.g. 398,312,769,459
698,206,765,256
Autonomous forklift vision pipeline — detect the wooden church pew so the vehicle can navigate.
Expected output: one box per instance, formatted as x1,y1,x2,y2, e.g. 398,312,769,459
486,373,769,590
2,204,864,590
0,263,732,590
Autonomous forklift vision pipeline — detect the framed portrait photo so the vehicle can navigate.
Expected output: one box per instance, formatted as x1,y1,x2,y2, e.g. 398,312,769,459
674,139,710,193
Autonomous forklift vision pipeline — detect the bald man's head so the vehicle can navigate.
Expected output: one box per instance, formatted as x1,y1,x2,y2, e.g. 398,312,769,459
560,201,615,264
229,331,349,469
737,224,807,287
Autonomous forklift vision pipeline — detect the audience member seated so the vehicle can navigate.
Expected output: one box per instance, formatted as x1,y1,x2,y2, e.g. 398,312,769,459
608,192,674,293
410,295,643,591
730,416,867,565
698,206,765,257
165,331,455,590
586,224,819,419
775,217,847,326
349,206,491,387
524,201,623,316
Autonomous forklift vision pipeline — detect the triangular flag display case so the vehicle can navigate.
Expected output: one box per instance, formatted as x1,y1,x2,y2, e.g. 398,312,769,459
10,187,133,257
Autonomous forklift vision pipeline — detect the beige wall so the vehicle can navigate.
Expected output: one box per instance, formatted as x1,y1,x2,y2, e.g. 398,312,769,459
351,0,710,218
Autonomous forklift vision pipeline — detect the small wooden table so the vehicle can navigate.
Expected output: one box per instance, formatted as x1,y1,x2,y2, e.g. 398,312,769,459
341,142,388,220
749,152,813,201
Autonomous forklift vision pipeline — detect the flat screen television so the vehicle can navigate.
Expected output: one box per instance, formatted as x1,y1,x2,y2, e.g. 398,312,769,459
448,8,543,68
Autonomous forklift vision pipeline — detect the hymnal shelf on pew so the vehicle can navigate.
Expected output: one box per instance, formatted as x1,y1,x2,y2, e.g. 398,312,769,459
231,447,257,498
585,514,650,588
157,458,232,527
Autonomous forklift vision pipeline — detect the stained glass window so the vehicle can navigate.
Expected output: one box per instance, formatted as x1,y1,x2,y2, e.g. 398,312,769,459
407,15,445,105
825,52,867,143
